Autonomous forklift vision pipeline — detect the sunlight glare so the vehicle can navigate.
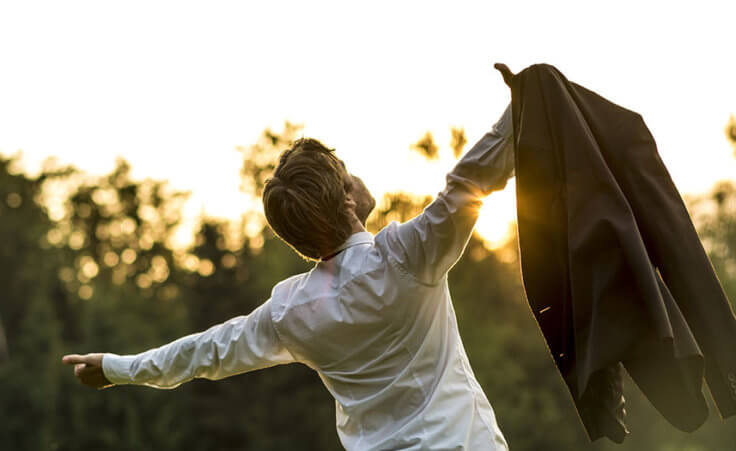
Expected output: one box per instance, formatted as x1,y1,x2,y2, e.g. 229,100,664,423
475,181,516,250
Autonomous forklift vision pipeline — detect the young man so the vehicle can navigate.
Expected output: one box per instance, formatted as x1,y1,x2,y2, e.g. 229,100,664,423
63,99,515,450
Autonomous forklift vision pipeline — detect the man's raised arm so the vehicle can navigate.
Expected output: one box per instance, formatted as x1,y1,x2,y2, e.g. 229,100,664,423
62,299,295,390
384,102,514,285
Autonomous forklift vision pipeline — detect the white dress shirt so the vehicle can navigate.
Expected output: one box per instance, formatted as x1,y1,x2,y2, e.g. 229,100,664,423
103,102,516,450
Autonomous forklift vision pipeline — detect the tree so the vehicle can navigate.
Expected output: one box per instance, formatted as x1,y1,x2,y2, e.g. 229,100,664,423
4,112,736,449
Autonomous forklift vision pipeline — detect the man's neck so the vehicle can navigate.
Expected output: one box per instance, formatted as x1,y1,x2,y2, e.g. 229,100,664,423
319,218,369,262
351,221,367,235
321,222,366,262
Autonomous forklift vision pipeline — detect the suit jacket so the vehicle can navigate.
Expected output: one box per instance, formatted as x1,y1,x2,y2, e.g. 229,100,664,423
504,63,736,442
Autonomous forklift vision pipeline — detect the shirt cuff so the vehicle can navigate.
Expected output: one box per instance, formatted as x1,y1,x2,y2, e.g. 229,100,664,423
102,353,136,385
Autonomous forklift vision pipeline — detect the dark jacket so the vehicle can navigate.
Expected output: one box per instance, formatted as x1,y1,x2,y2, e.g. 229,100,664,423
504,63,736,442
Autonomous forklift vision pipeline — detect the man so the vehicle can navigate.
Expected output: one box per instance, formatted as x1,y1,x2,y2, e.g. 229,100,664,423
63,95,516,450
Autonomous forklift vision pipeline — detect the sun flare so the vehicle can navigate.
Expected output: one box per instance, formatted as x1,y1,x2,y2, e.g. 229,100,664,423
475,181,517,250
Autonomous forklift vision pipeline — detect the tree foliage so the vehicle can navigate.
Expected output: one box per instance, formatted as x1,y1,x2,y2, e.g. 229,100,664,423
0,119,735,450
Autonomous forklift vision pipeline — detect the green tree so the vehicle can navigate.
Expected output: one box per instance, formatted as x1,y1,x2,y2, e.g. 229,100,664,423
0,156,70,449
4,113,736,450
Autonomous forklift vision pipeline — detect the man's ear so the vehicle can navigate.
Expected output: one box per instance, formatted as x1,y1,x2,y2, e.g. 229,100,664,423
344,195,360,225
344,194,357,212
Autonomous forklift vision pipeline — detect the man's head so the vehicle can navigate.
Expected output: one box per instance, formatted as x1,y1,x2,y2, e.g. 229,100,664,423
262,138,375,261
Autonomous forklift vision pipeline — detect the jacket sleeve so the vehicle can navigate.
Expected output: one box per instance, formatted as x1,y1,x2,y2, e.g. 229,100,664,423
101,300,295,389
386,102,515,285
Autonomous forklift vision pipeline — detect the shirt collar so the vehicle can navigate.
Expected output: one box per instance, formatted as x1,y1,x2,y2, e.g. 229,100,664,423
323,231,374,260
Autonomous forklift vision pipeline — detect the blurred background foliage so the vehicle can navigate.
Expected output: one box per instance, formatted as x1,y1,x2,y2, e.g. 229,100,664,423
0,120,735,450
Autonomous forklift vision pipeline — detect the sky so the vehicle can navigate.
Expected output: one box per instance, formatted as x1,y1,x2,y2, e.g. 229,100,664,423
1,1,735,248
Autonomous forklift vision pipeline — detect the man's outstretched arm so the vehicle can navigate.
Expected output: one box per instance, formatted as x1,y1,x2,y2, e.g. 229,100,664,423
62,299,295,390
385,101,514,285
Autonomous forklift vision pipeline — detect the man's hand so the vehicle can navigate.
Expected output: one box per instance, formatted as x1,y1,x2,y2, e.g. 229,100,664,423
62,353,114,390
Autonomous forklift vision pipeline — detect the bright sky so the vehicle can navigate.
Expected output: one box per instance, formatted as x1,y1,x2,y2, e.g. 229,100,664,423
2,1,735,248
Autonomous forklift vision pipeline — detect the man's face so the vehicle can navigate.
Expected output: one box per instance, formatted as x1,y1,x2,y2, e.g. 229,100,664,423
348,173,376,225
339,159,375,225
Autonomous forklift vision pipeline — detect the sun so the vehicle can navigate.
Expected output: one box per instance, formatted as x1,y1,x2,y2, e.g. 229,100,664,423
474,181,517,250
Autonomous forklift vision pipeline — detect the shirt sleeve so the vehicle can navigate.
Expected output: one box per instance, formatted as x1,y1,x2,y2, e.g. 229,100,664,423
387,102,514,285
101,299,295,389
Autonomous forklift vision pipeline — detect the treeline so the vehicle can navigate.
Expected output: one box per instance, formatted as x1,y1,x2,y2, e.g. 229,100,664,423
0,124,735,450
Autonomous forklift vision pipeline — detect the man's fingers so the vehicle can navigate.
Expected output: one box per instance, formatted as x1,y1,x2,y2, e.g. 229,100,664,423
62,354,87,365
493,63,515,88
62,354,82,365
63,353,111,389
62,353,102,366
